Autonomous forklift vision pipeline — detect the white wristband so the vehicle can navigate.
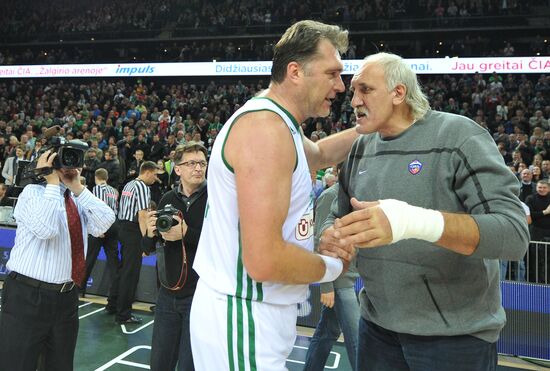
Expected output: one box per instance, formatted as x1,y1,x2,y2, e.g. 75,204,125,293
378,199,444,244
318,255,344,283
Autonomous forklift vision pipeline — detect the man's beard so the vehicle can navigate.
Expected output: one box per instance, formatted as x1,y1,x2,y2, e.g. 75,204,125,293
60,168,79,181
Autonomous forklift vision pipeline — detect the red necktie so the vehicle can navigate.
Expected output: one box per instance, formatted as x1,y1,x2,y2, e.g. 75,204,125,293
65,189,86,288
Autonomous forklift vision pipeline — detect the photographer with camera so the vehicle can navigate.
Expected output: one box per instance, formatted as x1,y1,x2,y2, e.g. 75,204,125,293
142,142,208,371
0,148,116,370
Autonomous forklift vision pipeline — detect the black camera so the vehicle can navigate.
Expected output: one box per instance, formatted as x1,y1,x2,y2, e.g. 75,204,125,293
48,136,89,169
156,204,179,233
16,135,89,186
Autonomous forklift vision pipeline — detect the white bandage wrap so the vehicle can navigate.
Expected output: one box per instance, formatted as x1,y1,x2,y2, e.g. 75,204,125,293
378,199,444,244
318,255,344,283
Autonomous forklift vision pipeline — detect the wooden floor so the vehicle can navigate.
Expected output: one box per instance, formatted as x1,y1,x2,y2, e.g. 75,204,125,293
1,283,549,370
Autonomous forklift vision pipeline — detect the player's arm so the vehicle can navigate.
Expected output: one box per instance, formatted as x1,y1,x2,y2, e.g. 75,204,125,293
302,127,358,171
225,111,326,284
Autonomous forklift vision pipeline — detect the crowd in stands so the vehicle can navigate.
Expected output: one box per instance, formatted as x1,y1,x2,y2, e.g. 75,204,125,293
0,71,548,190
1,0,537,43
1,0,547,65
172,0,534,31
0,0,175,43
1,35,548,66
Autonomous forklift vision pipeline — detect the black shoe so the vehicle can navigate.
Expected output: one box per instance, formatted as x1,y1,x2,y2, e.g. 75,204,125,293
149,305,156,313
115,315,143,325
103,307,116,315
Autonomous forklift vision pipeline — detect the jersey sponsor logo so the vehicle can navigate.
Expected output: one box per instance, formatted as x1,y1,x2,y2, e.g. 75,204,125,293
408,159,423,175
295,210,314,240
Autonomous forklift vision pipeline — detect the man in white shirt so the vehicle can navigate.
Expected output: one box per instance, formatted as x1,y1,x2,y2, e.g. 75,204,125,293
0,149,115,371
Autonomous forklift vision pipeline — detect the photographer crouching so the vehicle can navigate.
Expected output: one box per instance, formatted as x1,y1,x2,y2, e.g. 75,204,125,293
142,142,208,371
0,147,116,370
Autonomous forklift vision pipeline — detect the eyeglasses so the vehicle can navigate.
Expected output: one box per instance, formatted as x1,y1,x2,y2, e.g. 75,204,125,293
178,160,207,169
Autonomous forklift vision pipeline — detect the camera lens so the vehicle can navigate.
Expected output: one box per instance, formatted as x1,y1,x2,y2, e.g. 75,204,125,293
156,215,174,233
61,148,81,168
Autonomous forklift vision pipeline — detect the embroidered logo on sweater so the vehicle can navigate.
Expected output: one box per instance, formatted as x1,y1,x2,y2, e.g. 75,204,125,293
408,160,423,175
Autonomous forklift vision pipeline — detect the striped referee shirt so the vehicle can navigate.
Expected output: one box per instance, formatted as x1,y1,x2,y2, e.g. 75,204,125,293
93,183,119,217
7,184,116,284
118,178,150,222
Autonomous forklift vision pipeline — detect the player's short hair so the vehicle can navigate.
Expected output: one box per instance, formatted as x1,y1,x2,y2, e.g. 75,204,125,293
140,161,159,174
95,168,108,181
271,20,348,84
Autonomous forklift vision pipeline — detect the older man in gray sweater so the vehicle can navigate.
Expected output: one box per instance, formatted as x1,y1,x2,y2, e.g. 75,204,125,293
321,53,529,371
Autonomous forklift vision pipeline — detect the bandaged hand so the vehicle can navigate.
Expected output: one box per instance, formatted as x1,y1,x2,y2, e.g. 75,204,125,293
334,198,444,247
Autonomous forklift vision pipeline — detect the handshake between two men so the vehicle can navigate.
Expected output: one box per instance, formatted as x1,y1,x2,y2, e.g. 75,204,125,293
319,197,445,269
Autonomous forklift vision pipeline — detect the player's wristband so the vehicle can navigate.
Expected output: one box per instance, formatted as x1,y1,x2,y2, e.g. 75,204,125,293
318,255,344,283
378,199,444,244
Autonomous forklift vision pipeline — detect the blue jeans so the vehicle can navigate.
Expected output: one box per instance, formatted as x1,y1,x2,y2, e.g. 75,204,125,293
500,259,526,281
357,318,497,371
303,286,360,371
150,288,194,371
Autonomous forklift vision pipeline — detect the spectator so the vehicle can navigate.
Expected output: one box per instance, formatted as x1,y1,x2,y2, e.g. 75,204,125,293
525,179,550,283
126,149,145,181
2,144,26,186
82,148,101,189
519,168,536,202
97,148,121,190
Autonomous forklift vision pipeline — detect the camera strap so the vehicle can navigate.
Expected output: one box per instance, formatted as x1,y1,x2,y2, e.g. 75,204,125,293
157,210,188,291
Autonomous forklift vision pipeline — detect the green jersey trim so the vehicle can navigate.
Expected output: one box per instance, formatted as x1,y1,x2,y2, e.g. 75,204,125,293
221,107,299,173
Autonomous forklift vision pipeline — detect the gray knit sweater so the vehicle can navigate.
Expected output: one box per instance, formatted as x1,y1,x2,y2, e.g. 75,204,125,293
324,110,529,343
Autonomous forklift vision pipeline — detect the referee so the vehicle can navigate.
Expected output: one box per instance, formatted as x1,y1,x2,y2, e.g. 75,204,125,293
114,161,159,324
83,168,120,314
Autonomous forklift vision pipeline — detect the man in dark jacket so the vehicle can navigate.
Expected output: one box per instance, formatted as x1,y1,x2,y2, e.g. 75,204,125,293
97,148,121,190
525,179,550,282
82,148,101,189
126,149,144,182
519,168,536,202
149,134,164,163
142,142,208,371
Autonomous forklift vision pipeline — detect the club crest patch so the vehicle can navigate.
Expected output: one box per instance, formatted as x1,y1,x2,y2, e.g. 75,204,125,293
295,210,314,241
408,160,423,175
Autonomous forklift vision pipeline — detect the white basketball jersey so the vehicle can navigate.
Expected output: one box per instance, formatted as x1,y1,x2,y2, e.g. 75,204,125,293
193,97,315,305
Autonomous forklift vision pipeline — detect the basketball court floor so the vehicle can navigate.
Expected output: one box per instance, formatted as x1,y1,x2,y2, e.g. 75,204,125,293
0,288,549,371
